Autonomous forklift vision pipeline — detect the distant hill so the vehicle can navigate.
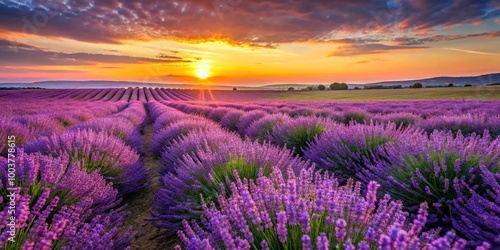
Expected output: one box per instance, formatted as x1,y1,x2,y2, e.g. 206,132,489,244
364,73,500,87
0,81,261,90
1,72,499,89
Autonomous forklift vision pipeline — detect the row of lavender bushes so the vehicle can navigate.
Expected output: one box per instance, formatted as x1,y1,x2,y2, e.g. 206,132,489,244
0,101,150,249
165,101,499,248
149,101,486,249
171,100,500,139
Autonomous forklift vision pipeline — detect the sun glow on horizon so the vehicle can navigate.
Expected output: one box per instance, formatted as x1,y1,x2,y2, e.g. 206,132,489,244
195,62,211,80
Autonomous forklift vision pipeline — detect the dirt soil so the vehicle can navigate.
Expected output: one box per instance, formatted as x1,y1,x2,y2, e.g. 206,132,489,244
119,122,180,249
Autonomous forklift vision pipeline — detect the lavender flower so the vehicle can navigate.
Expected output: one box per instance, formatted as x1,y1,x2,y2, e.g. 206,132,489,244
152,137,311,230
23,129,149,195
304,121,426,182
245,113,291,142
175,167,467,249
268,116,332,155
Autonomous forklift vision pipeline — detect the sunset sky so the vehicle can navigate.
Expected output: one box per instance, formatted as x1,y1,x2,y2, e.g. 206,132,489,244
0,0,499,86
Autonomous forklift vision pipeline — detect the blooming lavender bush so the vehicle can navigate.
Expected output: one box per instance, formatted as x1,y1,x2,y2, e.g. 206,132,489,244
418,114,500,138
0,151,131,249
450,164,500,247
0,192,133,249
380,131,499,214
23,129,149,195
112,101,148,130
236,110,268,135
370,131,500,246
13,114,65,136
245,113,291,142
0,120,33,155
176,167,471,249
160,129,240,175
71,117,143,153
372,112,421,128
343,111,369,124
152,139,311,230
220,110,245,132
268,116,332,155
150,118,220,155
304,122,426,182
0,151,120,214
152,112,189,132
207,108,232,122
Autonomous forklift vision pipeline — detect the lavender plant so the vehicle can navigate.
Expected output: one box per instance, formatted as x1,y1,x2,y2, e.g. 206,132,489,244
207,108,232,122
245,113,291,143
0,151,130,249
268,116,332,155
304,122,426,182
237,110,268,135
23,129,149,195
152,139,311,230
160,129,241,175
150,118,220,155
176,167,472,249
71,117,142,153
381,131,499,215
220,110,245,132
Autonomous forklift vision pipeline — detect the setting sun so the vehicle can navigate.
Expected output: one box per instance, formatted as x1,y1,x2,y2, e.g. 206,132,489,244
195,63,211,80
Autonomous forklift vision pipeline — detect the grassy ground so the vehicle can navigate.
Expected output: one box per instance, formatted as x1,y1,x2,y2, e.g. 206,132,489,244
120,122,179,250
209,86,500,102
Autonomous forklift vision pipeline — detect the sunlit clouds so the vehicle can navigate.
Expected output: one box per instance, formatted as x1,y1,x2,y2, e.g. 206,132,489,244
0,0,498,85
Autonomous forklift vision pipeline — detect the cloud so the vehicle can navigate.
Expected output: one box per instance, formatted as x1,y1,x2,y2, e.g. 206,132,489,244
328,43,426,57
443,48,500,56
0,0,495,46
0,39,193,66
156,53,183,59
394,31,500,46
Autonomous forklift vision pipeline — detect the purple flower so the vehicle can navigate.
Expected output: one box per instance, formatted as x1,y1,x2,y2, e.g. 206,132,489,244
23,129,149,195
268,116,332,155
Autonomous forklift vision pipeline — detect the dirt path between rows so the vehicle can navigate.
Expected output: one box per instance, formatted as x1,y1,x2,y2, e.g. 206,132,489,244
120,121,179,249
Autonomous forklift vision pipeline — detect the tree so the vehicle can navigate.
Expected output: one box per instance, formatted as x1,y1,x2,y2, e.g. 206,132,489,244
448,83,454,87
412,82,423,88
232,87,237,91
287,87,295,91
330,82,348,90
306,86,313,91
464,84,472,87
318,84,326,90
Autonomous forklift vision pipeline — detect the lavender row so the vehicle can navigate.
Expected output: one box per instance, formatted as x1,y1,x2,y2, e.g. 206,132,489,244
148,102,484,249
1,101,128,155
176,168,481,249
147,102,310,231
0,88,200,102
165,101,499,247
172,100,500,138
1,101,150,248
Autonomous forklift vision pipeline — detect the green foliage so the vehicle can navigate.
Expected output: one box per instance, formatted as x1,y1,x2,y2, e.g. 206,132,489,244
282,123,327,155
330,82,348,90
412,82,423,88
195,157,271,205
287,87,295,91
387,149,493,214
343,112,367,124
318,84,326,90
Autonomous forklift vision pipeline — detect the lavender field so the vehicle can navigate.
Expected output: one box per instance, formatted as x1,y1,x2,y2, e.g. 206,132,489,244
1,88,500,250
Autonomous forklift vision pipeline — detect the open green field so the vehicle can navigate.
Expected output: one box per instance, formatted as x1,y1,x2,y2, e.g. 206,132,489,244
263,85,500,101
208,85,500,102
